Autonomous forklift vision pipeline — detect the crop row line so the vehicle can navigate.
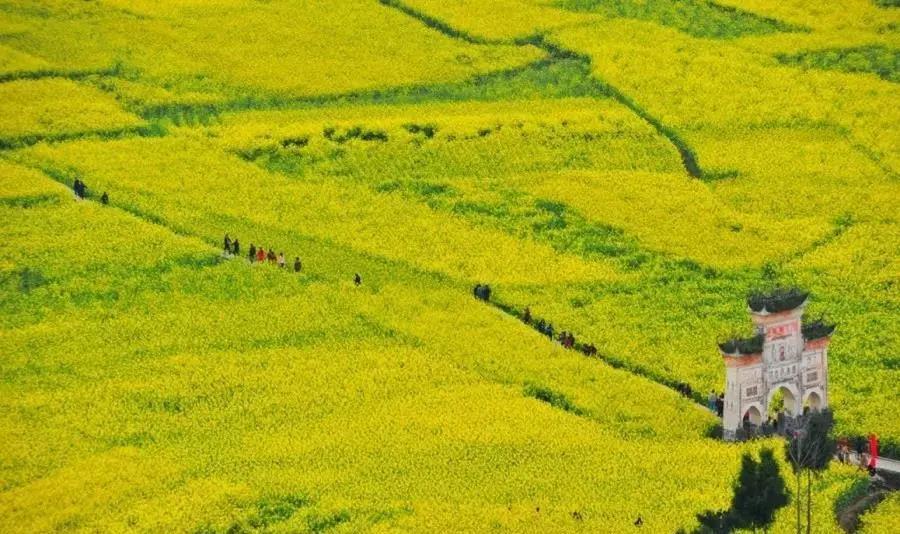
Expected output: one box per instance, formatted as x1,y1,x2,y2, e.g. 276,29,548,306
0,64,122,84
375,0,704,179
0,124,165,151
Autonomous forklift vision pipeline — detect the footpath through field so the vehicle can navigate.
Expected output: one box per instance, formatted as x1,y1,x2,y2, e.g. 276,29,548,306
847,451,900,474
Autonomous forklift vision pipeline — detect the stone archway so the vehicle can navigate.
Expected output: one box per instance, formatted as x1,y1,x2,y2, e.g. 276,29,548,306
718,292,832,441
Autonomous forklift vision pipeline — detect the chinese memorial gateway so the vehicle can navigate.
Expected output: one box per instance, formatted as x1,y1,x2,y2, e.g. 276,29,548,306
719,290,835,441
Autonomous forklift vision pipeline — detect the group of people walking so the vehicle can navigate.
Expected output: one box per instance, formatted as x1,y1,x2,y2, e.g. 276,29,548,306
519,306,598,356
707,390,725,417
224,234,362,286
67,184,355,287
72,179,108,204
837,436,880,475
225,234,301,272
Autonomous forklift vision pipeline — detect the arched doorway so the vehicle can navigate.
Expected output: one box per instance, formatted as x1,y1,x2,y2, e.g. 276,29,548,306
743,406,762,426
768,385,797,418
805,391,822,412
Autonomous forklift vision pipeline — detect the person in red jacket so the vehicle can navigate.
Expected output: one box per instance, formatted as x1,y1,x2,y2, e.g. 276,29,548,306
868,434,879,470
256,247,266,263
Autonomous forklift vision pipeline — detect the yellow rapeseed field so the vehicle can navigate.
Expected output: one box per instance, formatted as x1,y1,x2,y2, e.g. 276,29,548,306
1,0,896,531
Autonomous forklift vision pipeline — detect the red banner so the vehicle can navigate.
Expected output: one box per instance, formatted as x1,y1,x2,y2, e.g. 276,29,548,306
768,321,799,339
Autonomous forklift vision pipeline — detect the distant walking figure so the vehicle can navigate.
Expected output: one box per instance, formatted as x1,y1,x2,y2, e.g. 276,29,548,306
277,252,286,268
522,307,532,324
708,390,717,413
223,234,232,255
474,284,488,300
100,191,109,205
232,239,240,256
354,273,362,286
294,257,302,273
248,244,256,262
634,516,643,527
256,247,266,263
473,284,492,301
716,394,724,418
267,249,276,264
73,179,86,199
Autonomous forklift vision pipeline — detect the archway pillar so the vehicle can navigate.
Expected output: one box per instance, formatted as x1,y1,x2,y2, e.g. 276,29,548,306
721,353,763,441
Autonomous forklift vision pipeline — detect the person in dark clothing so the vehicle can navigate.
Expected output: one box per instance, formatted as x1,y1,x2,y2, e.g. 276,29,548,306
536,319,546,334
716,395,725,418
294,257,302,273
522,307,532,324
100,191,109,205
266,249,276,263
474,284,492,301
224,234,232,254
634,516,643,527
546,323,554,340
74,179,85,199
354,273,361,286
232,239,240,256
248,244,256,263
